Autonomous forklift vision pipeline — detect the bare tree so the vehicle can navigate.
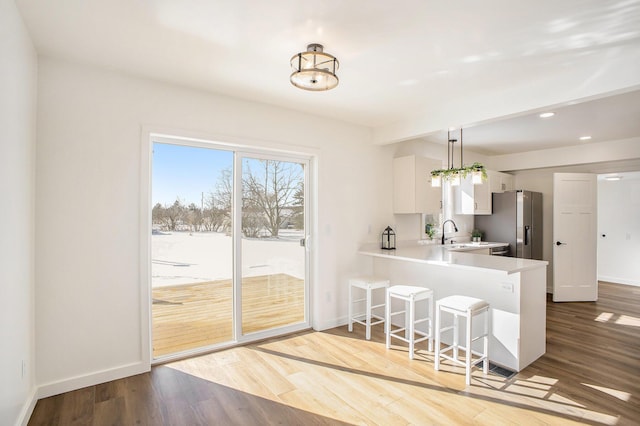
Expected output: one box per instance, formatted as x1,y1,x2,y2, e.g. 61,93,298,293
210,168,233,233
152,203,165,229
164,199,185,231
186,203,203,231
290,180,304,230
243,159,303,237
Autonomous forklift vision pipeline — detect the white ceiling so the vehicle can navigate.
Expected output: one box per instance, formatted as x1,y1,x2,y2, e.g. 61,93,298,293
15,0,640,154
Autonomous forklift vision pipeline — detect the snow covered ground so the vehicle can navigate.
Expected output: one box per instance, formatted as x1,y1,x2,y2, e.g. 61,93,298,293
152,231,305,287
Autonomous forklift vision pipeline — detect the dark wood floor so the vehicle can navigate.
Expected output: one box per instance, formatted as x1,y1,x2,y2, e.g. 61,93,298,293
28,282,640,425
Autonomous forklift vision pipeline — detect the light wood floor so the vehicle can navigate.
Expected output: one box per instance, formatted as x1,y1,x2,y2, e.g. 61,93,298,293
29,282,640,425
152,273,305,357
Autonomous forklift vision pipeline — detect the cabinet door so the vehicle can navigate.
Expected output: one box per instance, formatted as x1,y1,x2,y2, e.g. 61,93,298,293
501,173,515,191
393,156,417,214
455,174,491,215
473,177,492,214
393,155,442,214
455,175,475,214
455,170,512,215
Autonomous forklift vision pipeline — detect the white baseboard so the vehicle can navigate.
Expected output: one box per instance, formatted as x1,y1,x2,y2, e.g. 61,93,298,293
598,276,640,287
314,315,348,331
17,387,38,426
36,361,150,400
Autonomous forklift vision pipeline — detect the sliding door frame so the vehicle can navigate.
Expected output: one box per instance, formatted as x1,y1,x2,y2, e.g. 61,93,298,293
233,151,311,344
141,129,314,364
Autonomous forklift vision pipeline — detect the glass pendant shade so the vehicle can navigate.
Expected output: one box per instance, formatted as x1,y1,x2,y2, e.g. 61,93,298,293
290,44,339,91
472,169,483,184
431,174,442,187
450,172,460,186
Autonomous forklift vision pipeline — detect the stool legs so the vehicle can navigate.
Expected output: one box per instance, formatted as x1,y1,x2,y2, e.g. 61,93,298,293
385,289,391,349
386,287,433,359
434,305,441,370
483,311,489,375
348,284,353,333
465,313,472,385
435,298,490,386
408,298,415,359
365,287,372,340
348,278,388,340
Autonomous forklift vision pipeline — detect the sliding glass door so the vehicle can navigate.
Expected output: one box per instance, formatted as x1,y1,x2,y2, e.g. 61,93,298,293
150,139,309,359
151,143,234,357
239,156,307,335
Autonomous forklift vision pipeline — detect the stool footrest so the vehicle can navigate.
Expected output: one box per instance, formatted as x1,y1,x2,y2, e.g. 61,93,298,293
389,328,432,343
439,348,487,366
352,314,385,327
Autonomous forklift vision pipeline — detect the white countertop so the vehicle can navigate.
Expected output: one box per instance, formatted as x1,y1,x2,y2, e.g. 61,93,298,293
359,242,548,275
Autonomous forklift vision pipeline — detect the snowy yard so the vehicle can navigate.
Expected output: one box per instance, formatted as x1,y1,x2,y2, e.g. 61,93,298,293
152,230,305,287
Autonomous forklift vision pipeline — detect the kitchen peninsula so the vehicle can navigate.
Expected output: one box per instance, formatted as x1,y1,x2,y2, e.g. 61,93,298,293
359,242,548,372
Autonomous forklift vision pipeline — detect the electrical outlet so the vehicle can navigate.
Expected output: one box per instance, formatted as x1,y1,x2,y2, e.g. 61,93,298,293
501,282,514,293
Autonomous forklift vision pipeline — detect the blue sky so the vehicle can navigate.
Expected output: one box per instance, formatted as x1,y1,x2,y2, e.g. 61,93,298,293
152,143,233,207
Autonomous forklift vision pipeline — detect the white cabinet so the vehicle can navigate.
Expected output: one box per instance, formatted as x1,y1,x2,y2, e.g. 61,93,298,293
455,170,514,215
393,155,442,214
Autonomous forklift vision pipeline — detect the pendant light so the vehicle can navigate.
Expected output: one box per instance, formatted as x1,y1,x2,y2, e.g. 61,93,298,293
430,127,486,187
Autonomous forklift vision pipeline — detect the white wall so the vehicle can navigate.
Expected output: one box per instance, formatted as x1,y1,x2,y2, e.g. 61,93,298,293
0,1,38,424
34,57,391,396
598,175,640,286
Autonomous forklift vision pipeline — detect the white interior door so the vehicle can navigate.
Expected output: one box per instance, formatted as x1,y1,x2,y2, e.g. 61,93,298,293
553,173,597,302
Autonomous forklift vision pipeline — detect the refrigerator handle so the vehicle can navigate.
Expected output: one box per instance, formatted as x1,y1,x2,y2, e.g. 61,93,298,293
524,225,531,246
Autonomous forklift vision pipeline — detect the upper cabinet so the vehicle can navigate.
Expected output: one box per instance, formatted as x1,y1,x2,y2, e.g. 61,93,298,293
455,170,514,215
393,155,443,214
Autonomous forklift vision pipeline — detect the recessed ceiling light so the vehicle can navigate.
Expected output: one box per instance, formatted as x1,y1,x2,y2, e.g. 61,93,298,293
579,136,592,141
539,112,555,118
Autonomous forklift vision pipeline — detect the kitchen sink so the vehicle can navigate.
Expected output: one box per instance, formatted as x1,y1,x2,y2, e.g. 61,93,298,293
445,242,490,250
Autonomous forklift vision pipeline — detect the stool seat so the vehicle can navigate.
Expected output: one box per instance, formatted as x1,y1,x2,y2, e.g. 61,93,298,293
350,276,390,290
348,277,390,340
435,295,490,386
386,285,434,359
437,295,489,312
387,285,432,299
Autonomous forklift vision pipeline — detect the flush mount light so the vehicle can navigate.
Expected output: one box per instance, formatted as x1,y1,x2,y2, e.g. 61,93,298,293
290,43,339,91
539,112,555,118
579,136,592,141
604,175,622,181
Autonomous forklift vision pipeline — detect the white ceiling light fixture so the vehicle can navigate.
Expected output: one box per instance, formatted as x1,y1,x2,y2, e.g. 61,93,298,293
604,175,622,181
290,43,339,91
579,136,592,141
539,112,555,118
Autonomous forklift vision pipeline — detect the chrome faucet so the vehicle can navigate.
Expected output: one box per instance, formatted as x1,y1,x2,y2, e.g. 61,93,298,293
441,219,459,245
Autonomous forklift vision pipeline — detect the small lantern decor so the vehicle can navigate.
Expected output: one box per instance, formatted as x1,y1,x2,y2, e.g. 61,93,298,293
381,226,396,250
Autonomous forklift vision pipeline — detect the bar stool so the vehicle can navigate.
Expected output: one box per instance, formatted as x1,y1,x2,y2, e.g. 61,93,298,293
434,295,490,385
385,285,434,359
348,276,390,340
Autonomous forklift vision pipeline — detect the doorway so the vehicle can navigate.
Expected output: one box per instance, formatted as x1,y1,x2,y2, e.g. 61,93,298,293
149,137,310,360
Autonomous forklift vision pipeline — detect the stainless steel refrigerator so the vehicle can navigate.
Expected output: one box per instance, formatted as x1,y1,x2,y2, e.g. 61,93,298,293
475,190,543,260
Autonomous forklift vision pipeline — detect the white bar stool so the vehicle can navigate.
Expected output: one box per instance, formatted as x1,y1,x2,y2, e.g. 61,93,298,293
385,285,434,359
434,295,490,385
348,277,390,340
